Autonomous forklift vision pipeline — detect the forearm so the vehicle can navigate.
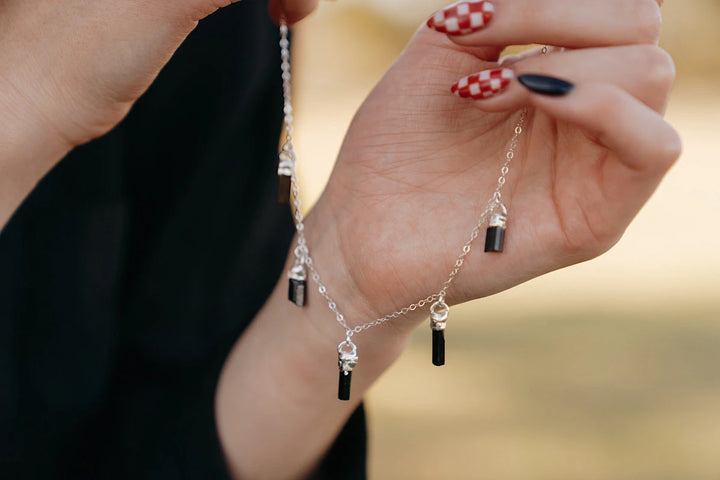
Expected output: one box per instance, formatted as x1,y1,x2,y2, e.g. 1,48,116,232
0,90,72,229
215,200,417,480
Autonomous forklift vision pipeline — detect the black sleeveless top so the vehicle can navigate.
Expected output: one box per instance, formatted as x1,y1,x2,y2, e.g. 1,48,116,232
0,1,366,478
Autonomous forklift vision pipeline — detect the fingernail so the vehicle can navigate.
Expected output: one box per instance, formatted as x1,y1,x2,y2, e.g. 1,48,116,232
427,1,495,36
517,74,574,96
451,68,514,99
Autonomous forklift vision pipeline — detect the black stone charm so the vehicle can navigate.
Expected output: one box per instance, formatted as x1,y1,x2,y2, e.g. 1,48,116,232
432,329,445,366
338,371,352,401
288,264,307,307
484,226,505,252
430,300,449,367
337,340,358,401
288,278,306,306
278,173,291,204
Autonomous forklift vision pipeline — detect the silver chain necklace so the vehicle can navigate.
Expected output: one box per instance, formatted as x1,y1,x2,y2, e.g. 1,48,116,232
277,19,526,400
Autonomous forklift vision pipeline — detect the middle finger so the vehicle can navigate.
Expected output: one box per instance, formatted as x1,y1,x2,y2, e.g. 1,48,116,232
449,44,675,114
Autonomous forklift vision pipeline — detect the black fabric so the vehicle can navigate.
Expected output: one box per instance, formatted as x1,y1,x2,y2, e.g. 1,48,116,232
0,1,366,478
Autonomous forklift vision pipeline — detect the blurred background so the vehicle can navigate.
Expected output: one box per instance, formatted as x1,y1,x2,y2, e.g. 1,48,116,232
290,1,720,479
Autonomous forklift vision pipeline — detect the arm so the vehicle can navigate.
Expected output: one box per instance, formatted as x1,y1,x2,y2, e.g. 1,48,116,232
216,204,407,479
0,96,72,228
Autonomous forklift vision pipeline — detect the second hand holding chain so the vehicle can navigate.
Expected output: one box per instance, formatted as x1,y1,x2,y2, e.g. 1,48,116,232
278,20,527,401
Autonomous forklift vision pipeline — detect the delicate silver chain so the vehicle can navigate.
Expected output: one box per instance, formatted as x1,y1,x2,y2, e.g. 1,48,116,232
437,111,526,300
279,21,525,341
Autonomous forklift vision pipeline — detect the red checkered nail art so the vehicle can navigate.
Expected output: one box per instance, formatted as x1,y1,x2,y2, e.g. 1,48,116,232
427,0,495,36
451,69,514,100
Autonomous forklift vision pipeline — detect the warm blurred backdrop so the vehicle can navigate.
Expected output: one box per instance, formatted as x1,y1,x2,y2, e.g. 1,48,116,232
290,1,720,479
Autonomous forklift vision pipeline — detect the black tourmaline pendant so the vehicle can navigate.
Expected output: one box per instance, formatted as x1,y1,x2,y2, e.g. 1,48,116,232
338,371,352,401
432,330,445,367
484,210,508,252
337,340,358,401
278,174,291,204
277,149,294,204
288,263,307,307
430,300,449,366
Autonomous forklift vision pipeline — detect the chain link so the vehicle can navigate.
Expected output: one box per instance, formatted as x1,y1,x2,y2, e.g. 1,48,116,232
437,109,526,299
279,22,526,339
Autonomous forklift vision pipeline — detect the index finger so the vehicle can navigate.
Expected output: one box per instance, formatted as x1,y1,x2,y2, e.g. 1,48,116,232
427,0,663,49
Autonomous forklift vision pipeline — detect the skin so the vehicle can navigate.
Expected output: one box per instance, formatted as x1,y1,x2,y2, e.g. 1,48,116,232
0,0,317,227
0,0,680,479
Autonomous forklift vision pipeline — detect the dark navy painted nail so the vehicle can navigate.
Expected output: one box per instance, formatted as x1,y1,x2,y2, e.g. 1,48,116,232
517,74,574,96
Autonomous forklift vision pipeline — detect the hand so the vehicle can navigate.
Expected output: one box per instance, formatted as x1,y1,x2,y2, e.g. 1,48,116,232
217,3,680,477
0,0,318,149
309,0,680,326
0,0,319,228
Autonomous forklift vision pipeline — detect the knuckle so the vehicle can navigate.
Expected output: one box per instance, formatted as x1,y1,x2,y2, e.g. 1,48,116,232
656,127,683,169
587,89,625,125
632,0,663,44
555,204,621,263
642,46,676,90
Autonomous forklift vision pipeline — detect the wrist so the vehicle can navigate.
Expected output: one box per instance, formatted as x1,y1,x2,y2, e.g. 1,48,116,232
215,208,416,478
297,199,417,366
308,184,444,328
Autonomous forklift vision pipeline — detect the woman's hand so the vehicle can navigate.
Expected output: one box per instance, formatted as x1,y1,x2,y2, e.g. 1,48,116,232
309,0,680,327
0,0,317,148
0,0,318,228
219,2,680,479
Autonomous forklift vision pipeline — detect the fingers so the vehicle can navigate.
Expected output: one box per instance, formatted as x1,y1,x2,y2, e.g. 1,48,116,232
451,45,675,114
532,82,681,231
450,64,680,180
528,82,680,176
447,59,680,222
426,0,663,49
268,0,319,25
